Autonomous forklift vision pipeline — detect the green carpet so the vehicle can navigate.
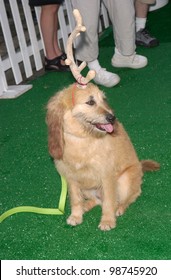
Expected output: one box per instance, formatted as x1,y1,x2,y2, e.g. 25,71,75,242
0,2,171,260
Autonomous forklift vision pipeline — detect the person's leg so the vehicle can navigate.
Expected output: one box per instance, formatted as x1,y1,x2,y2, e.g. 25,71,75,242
135,0,156,30
71,0,120,87
103,0,135,55
40,4,69,71
71,0,100,62
40,4,59,59
52,6,67,65
53,5,63,57
135,0,149,19
135,0,159,47
103,0,147,68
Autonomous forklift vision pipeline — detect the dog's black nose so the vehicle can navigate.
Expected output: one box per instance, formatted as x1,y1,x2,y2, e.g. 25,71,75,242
106,113,116,124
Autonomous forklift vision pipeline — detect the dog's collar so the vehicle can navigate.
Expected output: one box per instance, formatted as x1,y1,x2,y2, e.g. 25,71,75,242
76,76,88,88
72,83,77,105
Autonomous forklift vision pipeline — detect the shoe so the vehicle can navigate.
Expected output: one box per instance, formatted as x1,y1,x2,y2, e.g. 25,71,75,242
45,54,70,72
136,28,159,48
58,52,67,61
111,51,148,69
93,68,120,87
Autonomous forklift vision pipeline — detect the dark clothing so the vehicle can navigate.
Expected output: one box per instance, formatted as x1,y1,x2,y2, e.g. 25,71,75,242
29,0,64,6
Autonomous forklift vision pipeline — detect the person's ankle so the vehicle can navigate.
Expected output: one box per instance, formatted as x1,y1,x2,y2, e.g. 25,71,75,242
115,47,134,57
88,59,101,72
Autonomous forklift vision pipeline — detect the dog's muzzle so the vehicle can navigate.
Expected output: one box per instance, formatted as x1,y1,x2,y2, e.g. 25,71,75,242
95,113,116,133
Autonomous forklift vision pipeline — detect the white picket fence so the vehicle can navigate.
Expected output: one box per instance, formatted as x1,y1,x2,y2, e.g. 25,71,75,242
0,0,110,99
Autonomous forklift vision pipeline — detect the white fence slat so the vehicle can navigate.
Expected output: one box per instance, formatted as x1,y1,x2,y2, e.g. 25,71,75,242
0,75,6,96
0,0,22,84
1,41,43,72
21,0,43,71
9,0,33,78
58,5,69,52
64,0,76,33
63,1,76,49
34,7,45,54
0,56,8,96
0,56,33,99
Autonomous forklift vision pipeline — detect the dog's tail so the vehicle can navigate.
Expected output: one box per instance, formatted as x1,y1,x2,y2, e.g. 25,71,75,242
141,160,160,172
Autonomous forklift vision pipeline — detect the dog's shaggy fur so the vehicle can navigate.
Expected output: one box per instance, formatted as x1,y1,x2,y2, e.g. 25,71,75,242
46,83,159,231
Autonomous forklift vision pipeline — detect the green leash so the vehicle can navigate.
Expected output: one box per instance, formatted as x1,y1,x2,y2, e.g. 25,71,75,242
0,176,67,223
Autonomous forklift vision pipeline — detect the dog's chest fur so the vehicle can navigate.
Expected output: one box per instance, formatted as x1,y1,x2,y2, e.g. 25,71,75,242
55,120,139,190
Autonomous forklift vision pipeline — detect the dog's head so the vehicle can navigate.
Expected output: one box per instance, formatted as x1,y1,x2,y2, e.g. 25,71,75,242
46,83,117,159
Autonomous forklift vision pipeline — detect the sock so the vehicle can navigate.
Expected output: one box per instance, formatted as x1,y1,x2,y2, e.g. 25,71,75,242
88,59,101,72
136,17,147,32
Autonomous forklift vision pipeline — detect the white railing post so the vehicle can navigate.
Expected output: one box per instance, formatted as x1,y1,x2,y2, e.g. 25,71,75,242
0,56,8,97
8,0,33,78
0,0,34,98
0,0,23,84
34,6,46,54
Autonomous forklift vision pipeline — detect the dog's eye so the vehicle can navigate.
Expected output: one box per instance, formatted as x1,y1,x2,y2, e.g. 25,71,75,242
86,99,96,106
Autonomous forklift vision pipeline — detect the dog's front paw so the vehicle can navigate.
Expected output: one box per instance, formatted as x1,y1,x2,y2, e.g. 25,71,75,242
98,219,116,231
67,215,83,226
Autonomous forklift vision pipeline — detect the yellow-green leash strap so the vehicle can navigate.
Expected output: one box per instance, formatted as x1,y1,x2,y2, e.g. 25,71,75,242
0,176,67,223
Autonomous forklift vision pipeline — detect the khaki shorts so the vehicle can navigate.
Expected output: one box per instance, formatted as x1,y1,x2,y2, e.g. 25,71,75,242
136,0,156,4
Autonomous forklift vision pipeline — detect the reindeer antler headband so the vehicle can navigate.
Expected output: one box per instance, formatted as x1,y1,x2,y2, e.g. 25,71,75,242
65,9,96,88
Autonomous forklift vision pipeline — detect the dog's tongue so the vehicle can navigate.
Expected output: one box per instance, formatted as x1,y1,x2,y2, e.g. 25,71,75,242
99,123,114,133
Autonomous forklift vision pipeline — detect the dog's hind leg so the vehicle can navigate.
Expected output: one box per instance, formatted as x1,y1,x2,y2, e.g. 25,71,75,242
83,199,101,213
116,164,143,217
83,189,102,213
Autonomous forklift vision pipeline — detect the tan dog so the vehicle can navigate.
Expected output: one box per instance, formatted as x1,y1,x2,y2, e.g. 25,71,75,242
46,83,160,231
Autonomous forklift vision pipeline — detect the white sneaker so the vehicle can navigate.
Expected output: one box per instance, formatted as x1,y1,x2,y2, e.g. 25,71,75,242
111,52,148,69
93,68,120,87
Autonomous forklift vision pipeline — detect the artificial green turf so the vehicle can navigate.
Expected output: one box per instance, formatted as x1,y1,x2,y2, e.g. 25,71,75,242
0,2,171,260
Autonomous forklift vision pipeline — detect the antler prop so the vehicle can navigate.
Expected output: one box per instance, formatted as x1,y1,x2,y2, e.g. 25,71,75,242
65,9,96,88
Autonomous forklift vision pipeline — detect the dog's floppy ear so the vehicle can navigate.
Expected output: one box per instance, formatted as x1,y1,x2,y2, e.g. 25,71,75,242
46,97,65,160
